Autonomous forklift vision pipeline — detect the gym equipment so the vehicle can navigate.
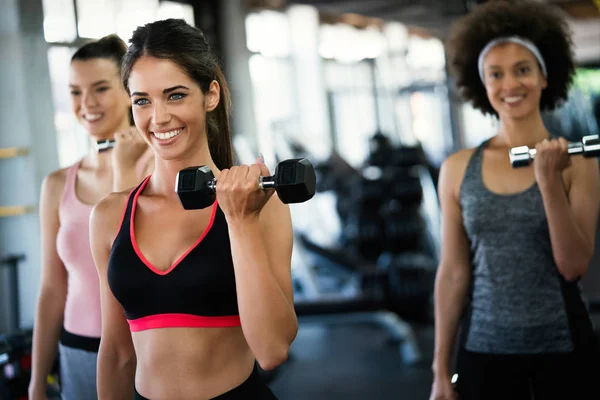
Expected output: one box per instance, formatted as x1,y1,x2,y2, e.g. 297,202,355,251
343,210,385,262
0,205,35,218
0,329,34,399
367,132,395,167
96,139,115,152
390,145,426,168
0,147,29,159
383,168,423,207
0,254,24,333
293,234,431,364
378,252,436,323
381,207,424,254
509,134,600,168
175,158,317,210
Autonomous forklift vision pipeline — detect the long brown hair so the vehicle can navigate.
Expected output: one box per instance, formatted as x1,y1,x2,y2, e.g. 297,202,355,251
122,19,234,169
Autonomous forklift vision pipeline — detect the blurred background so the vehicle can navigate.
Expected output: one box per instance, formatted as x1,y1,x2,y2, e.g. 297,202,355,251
0,0,599,398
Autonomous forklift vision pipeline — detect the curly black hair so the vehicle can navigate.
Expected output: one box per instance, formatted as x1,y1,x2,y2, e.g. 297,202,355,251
446,0,575,117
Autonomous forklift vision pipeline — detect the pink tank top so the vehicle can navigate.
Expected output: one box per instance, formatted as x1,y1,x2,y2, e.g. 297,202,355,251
56,151,153,338
56,161,101,338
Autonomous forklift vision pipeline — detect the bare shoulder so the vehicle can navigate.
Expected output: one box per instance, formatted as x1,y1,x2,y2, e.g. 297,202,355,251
90,190,132,248
439,147,478,198
41,167,69,204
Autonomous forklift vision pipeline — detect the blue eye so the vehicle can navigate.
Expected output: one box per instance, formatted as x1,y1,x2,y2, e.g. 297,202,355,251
133,98,149,106
169,93,186,101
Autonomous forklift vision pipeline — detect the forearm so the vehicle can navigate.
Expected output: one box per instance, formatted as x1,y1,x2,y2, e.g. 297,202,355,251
97,344,136,400
432,267,470,377
113,167,139,192
228,219,297,368
30,291,65,386
539,178,592,279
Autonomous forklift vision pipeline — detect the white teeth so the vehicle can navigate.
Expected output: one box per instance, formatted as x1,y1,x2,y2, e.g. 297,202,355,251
504,96,524,104
85,114,102,121
153,128,183,140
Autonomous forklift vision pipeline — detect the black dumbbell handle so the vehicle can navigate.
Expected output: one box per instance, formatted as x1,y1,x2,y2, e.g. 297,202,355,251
206,175,276,192
96,139,115,152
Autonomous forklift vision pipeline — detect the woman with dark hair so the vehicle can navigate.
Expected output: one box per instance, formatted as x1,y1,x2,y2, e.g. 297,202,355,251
430,1,600,399
29,35,153,400
90,19,297,399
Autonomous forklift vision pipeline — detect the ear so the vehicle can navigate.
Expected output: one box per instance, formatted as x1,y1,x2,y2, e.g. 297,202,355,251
204,80,220,112
540,75,548,90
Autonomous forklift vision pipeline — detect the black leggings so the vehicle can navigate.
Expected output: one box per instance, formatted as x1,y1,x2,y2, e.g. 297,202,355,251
455,348,599,400
134,365,277,400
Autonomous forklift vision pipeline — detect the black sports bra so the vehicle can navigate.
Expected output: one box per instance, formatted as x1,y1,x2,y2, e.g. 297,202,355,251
107,176,241,332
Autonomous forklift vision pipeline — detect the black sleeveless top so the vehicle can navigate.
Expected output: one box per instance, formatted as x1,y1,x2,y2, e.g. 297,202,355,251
107,176,241,332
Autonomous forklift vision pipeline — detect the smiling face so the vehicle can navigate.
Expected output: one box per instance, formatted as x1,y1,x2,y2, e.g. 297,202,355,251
69,58,130,140
127,56,220,161
482,42,548,121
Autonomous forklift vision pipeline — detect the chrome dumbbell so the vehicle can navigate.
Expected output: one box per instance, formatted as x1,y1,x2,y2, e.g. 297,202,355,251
509,135,600,168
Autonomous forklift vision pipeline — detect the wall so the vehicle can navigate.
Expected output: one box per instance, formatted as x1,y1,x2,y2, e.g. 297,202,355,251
0,0,59,333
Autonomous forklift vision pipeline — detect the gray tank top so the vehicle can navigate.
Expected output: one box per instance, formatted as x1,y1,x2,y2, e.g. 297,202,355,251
459,140,573,354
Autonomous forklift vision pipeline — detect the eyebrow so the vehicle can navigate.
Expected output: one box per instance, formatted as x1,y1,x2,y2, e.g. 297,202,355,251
69,79,110,88
486,59,533,69
130,85,191,97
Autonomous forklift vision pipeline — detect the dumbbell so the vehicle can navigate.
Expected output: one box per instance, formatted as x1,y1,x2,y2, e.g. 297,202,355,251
96,139,115,152
176,158,316,210
509,135,600,168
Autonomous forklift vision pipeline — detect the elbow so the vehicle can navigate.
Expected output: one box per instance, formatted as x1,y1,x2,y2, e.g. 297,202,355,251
556,259,590,283
256,344,290,371
98,341,136,372
555,242,594,283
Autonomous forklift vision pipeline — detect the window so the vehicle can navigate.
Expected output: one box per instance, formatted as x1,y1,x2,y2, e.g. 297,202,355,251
42,0,195,167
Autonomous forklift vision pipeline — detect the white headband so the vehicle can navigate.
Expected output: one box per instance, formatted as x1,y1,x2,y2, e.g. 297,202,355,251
478,36,547,84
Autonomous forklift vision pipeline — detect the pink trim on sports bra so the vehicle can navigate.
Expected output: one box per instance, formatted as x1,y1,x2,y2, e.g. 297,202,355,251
129,175,219,276
128,313,242,332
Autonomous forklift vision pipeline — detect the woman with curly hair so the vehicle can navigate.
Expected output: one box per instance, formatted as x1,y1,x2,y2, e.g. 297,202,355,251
430,1,600,399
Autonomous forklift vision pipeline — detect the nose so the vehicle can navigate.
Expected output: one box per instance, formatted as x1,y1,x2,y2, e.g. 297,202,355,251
152,102,171,126
502,72,521,92
82,91,99,109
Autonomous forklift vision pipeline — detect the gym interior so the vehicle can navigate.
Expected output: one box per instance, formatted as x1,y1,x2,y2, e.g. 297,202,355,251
1,0,600,399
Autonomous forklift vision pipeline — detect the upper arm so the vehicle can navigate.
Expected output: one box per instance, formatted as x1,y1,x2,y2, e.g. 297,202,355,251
437,151,473,275
138,149,155,181
39,171,68,296
567,156,600,251
259,194,294,305
90,195,135,358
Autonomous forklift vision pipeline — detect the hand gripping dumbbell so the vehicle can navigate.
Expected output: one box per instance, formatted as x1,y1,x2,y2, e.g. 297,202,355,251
509,134,600,168
175,158,317,210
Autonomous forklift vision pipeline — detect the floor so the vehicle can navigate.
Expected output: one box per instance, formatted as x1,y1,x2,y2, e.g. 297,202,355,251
269,313,600,400
269,320,435,400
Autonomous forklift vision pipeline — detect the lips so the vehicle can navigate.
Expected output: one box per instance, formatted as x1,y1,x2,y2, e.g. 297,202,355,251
152,128,183,140
502,95,526,105
83,113,103,122
150,127,184,146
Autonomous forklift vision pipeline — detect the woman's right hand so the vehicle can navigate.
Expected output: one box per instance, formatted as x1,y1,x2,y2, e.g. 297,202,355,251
110,126,148,172
429,375,458,400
